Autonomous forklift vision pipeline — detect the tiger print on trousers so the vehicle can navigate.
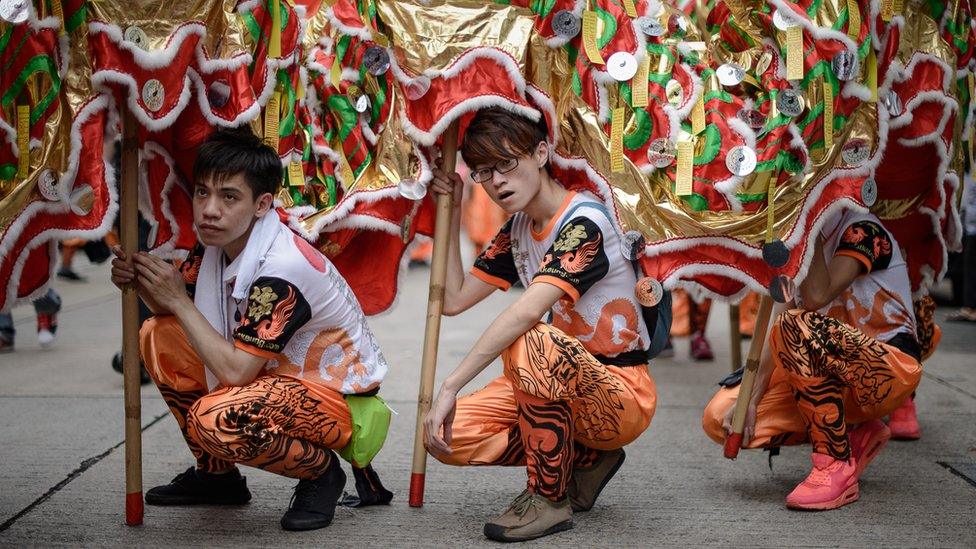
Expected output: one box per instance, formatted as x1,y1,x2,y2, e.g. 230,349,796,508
186,376,346,479
772,309,897,459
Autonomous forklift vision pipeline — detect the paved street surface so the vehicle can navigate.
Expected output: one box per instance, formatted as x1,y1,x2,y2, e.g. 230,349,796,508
1,256,974,547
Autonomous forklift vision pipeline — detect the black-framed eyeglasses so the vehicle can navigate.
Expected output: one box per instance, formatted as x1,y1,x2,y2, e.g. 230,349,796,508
470,157,519,183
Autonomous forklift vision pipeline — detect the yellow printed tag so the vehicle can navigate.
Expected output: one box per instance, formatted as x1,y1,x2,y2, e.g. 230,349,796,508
866,48,878,102
582,11,605,65
893,0,904,14
823,80,834,149
764,171,776,242
786,26,803,81
287,160,304,187
846,0,860,40
632,57,649,108
881,0,893,21
622,0,638,18
265,91,281,151
610,107,625,173
270,0,282,58
692,96,705,135
16,105,29,179
675,141,694,196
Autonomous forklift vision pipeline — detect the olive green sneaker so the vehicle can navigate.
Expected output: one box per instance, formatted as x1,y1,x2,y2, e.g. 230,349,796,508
483,490,572,542
567,448,625,512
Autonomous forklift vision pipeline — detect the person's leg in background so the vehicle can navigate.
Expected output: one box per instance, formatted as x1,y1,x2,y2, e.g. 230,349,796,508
57,238,87,282
689,297,714,361
0,311,14,352
33,288,61,348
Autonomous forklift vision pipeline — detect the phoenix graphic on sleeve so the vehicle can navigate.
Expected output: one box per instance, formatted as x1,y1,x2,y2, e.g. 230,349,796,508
559,234,602,274
255,287,298,340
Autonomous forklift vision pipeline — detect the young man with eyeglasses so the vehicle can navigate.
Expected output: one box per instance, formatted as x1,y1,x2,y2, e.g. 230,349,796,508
423,108,657,542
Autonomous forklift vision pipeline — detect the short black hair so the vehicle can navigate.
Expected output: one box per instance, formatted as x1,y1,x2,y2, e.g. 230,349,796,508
193,127,281,199
460,107,549,169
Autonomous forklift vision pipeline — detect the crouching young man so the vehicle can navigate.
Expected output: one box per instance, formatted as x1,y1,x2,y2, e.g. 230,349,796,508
111,129,391,531
423,108,657,542
703,209,922,510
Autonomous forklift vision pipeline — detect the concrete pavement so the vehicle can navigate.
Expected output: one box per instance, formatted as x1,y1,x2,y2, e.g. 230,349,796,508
1,256,974,547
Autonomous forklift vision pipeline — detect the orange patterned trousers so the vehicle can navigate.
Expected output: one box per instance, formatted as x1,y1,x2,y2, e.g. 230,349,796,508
140,316,353,479
435,323,656,500
703,309,921,459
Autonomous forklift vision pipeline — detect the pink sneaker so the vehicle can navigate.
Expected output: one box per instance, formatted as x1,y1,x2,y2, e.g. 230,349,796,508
848,420,891,478
887,397,920,440
690,332,714,361
785,453,859,511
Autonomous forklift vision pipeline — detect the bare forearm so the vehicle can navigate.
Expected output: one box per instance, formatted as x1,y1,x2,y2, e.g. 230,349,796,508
170,298,258,386
442,304,540,394
444,203,466,307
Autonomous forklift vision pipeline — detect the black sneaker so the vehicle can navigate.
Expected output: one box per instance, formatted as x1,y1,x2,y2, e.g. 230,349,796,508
112,352,152,385
281,452,346,531
56,268,86,282
145,467,251,506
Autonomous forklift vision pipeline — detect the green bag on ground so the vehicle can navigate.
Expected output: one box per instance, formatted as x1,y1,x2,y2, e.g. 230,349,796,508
338,395,392,468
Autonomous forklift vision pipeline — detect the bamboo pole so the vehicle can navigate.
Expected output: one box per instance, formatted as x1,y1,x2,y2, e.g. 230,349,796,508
408,120,460,507
723,295,774,459
729,304,742,372
121,110,143,525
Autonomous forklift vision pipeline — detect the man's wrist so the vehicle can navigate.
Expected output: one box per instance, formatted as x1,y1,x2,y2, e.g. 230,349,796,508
169,295,195,316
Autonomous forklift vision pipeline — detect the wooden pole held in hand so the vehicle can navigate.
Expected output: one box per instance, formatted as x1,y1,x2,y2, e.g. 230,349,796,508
724,295,774,459
409,120,460,507
729,304,742,372
121,111,144,525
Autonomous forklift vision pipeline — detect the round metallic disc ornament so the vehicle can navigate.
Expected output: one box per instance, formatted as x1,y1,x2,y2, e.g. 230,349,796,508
726,146,757,176
207,81,231,109
717,63,745,87
831,50,859,81
737,109,766,131
124,26,149,50
142,79,165,112
635,277,664,307
363,46,391,76
37,169,61,201
861,178,878,207
607,52,639,82
776,88,805,117
552,10,582,38
621,230,647,261
403,76,431,100
398,178,427,200
665,79,683,107
841,138,870,166
769,274,796,304
647,138,676,168
762,239,790,268
772,9,799,31
883,89,903,117
637,16,665,37
0,0,29,24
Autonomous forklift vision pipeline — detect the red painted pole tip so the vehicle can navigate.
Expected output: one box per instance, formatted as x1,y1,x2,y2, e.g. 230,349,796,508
724,433,744,459
125,491,144,526
408,473,425,507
